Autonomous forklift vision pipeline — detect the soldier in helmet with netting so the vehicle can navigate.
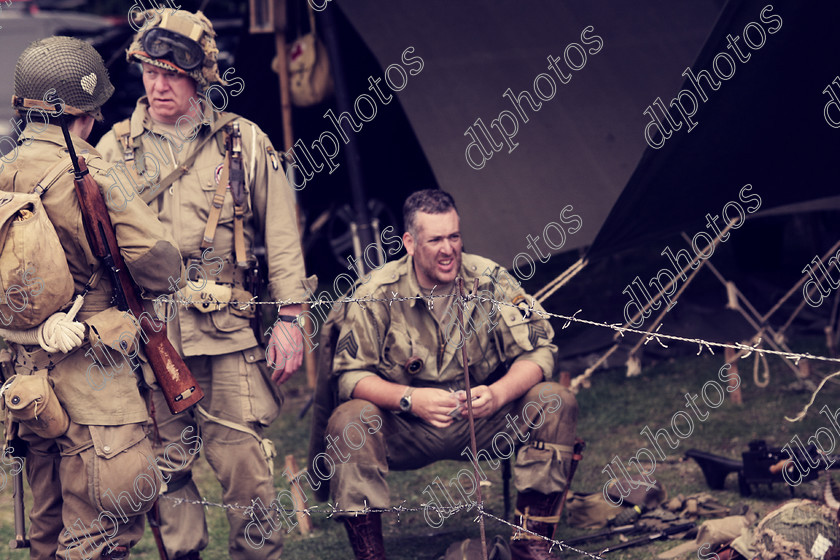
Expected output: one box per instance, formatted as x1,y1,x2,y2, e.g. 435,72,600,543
2,36,184,559
96,9,312,560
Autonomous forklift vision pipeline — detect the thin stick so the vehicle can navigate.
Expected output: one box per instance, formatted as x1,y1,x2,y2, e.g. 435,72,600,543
456,277,488,560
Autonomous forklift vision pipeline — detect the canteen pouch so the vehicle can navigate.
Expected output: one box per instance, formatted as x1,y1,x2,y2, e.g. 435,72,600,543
2,374,70,439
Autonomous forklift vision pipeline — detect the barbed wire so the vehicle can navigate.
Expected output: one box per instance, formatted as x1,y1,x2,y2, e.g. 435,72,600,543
147,288,749,559
159,494,607,559
152,290,840,367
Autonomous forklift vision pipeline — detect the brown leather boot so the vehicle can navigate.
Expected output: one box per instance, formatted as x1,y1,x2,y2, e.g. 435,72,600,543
343,513,387,560
174,553,202,560
510,491,562,560
102,545,129,559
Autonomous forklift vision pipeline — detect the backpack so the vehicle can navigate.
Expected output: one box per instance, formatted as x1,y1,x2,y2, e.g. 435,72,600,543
0,158,75,329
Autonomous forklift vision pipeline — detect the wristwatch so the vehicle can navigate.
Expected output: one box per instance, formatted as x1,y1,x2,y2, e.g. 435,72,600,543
277,314,303,328
399,387,415,413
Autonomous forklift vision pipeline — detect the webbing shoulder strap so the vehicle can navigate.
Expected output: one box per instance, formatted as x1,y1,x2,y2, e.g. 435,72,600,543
199,122,249,266
112,119,133,161
140,112,239,205
31,157,73,197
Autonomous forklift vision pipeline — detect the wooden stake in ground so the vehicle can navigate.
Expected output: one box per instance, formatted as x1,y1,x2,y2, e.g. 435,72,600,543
284,454,314,535
456,277,488,560
724,347,743,405
272,0,317,389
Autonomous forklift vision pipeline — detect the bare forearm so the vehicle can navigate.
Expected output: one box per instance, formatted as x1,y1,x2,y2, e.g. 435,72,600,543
352,375,406,410
489,360,544,406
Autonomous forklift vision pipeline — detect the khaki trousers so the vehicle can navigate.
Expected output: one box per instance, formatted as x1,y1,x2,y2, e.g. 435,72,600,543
21,421,152,560
150,349,283,560
324,382,577,517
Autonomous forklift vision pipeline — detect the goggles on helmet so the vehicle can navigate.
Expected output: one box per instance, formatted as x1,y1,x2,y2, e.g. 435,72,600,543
142,27,204,71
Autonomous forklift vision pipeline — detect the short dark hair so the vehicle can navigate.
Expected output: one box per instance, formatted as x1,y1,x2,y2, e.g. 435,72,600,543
403,189,458,236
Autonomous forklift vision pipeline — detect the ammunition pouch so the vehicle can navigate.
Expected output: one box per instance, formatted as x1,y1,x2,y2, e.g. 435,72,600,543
229,286,256,319
182,279,232,313
514,441,574,495
181,257,257,318
84,307,139,360
1,374,69,439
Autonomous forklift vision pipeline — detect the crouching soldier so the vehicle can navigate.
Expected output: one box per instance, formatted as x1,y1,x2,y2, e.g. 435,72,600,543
310,190,579,560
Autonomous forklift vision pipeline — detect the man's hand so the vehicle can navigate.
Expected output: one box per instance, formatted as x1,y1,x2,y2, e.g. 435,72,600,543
457,385,499,419
411,388,461,428
267,320,304,385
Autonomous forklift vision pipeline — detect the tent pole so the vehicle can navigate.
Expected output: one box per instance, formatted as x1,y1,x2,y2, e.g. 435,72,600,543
319,5,376,263
761,239,840,323
272,0,318,390
535,257,588,303
624,245,707,358
616,219,740,336
571,219,739,392
695,249,805,380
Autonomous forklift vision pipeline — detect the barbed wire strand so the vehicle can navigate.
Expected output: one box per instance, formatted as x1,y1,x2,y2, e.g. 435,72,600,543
154,291,840,367
148,289,829,556
159,494,607,559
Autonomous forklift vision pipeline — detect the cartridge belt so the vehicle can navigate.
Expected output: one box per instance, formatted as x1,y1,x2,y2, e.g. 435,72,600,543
186,257,249,287
14,342,83,373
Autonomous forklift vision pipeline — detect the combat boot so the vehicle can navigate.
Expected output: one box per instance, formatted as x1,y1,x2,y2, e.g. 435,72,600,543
343,512,387,560
102,545,129,559
510,491,561,560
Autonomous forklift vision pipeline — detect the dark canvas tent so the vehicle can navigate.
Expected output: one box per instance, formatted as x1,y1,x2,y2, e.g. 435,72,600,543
336,0,840,365
587,0,840,262
339,0,728,265
339,0,839,270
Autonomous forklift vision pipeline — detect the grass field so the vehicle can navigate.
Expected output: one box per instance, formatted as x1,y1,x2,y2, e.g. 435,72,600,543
3,333,839,559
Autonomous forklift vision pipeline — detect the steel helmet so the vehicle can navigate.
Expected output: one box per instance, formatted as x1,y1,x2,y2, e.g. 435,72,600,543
13,36,114,121
127,9,226,89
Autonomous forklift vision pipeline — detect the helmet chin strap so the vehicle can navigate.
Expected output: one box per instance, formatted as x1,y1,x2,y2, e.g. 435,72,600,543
12,96,87,117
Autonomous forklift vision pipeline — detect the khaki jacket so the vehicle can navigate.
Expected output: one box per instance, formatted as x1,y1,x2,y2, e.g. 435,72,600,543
332,253,557,401
1,124,183,424
96,97,309,356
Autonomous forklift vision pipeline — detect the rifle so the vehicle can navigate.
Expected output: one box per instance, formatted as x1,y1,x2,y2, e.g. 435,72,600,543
686,440,840,497
561,523,639,547
146,499,170,560
58,118,203,415
1,349,28,550
592,521,695,555
6,431,29,550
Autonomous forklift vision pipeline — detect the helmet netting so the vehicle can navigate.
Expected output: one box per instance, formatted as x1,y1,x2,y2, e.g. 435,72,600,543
14,36,114,118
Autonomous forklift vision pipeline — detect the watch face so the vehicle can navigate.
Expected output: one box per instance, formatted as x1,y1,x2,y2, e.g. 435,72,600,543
399,397,410,411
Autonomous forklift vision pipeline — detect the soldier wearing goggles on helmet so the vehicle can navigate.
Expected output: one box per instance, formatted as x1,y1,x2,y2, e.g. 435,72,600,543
97,9,313,560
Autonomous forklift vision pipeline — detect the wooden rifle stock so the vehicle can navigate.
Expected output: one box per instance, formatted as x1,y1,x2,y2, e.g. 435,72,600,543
60,121,203,414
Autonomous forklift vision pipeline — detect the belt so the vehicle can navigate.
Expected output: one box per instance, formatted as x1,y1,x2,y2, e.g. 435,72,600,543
185,257,249,286
14,342,84,373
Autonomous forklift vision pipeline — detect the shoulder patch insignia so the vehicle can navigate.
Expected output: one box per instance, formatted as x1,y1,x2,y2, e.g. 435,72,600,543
528,323,548,348
336,331,359,359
